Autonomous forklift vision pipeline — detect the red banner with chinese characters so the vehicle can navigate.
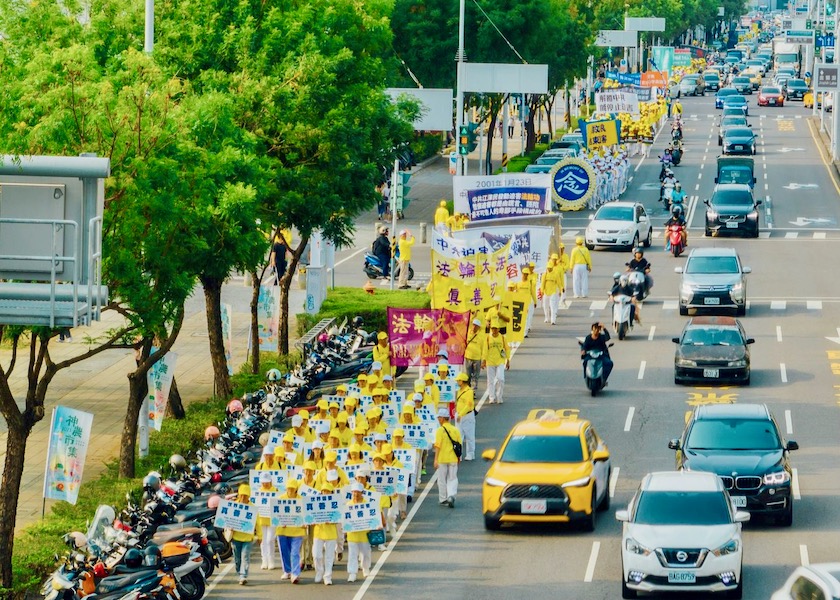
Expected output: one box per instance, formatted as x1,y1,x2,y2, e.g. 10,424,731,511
387,308,471,367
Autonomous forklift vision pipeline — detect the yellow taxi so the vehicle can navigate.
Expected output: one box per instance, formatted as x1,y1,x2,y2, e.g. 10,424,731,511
743,67,762,90
481,409,611,531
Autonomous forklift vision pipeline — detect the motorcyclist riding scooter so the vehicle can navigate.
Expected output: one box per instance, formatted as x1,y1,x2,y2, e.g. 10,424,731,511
626,248,653,302
660,170,677,209
580,322,614,395
610,272,640,333
664,204,688,252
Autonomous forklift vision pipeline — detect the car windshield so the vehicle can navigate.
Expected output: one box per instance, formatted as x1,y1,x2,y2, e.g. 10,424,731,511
634,491,732,525
733,77,750,84
787,79,807,88
685,256,740,274
724,96,746,105
687,419,781,450
595,206,634,221
722,118,747,127
718,168,752,185
718,89,737,96
500,434,584,463
712,190,753,205
725,127,752,137
762,87,781,95
682,327,744,346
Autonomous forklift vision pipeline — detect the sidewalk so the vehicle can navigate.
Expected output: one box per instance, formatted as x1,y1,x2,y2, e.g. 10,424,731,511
0,278,305,532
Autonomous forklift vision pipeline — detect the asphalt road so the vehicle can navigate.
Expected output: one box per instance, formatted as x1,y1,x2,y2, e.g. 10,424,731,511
206,89,840,599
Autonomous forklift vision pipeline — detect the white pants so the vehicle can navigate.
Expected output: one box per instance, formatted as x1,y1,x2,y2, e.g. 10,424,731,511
525,304,534,334
573,264,589,297
561,273,568,303
347,540,371,577
436,463,459,502
486,364,505,402
313,538,337,583
260,525,276,568
542,292,559,323
458,411,476,460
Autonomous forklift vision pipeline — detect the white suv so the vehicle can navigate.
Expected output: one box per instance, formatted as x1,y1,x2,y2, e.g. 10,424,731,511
617,471,749,599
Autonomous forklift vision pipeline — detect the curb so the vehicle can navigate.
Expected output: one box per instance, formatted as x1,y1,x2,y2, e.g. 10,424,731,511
809,115,840,180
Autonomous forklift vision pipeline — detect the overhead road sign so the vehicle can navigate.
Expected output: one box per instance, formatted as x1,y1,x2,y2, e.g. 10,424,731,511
624,17,666,32
461,63,548,94
786,30,815,44
385,88,454,131
596,30,638,47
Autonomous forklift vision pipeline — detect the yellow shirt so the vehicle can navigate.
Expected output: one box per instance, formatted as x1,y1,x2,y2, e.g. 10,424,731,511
518,278,537,304
255,485,278,528
275,493,305,537
315,466,350,488
425,384,440,407
484,331,508,367
346,498,373,543
397,235,415,262
292,426,316,443
556,253,571,273
314,523,338,540
455,386,475,418
255,459,279,471
570,245,592,268
333,426,354,447
540,267,562,296
231,500,256,542
434,423,462,464
464,326,485,361
372,343,392,376
434,205,449,226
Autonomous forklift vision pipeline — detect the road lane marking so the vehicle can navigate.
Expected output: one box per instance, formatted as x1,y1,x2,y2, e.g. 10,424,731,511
800,544,809,566
648,326,656,341
777,326,783,342
780,363,788,383
662,300,678,310
808,300,822,309
785,232,798,239
785,409,793,434
695,183,700,191
697,172,702,180
334,246,368,267
814,232,827,239
624,407,635,431
205,562,235,596
771,300,786,310
637,361,646,380
590,300,608,311
609,467,620,497
583,541,601,583
807,117,840,196
793,468,801,500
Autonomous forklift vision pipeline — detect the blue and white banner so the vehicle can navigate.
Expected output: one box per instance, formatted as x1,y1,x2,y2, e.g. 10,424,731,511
214,499,257,534
43,406,93,505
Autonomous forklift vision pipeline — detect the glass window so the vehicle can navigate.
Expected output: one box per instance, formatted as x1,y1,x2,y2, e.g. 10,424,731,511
595,206,634,221
687,419,781,451
711,190,754,206
500,435,584,463
685,256,740,274
790,575,826,600
634,491,731,525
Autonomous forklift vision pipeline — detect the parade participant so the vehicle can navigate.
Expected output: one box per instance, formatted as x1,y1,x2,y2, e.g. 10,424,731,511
570,237,592,298
397,229,415,289
381,443,405,532
328,401,340,423
296,410,316,443
352,425,374,451
454,372,475,461
372,332,393,377
463,318,484,391
334,383,348,397
554,247,571,305
366,406,387,434
231,484,255,585
276,479,305,584
308,441,325,470
365,374,379,396
346,482,379,582
372,387,389,406
316,421,331,446
280,431,304,466
482,320,510,404
540,257,562,325
314,398,330,423
316,451,350,488
519,267,538,336
312,482,339,585
422,372,441,407
381,374,394,391
434,408,462,508
434,200,450,234
343,396,365,430
391,427,419,502
255,445,277,471
333,413,353,447
347,444,366,466
256,472,278,570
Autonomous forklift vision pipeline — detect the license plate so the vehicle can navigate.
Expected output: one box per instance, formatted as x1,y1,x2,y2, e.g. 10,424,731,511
769,100,776,104
600,238,616,243
731,495,747,507
726,221,739,228
704,297,720,305
521,499,547,514
703,369,720,378
668,571,697,584
734,145,743,150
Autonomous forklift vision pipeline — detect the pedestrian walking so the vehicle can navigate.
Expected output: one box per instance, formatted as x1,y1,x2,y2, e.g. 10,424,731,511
463,318,484,390
276,479,305,584
454,372,475,460
570,236,592,298
481,319,509,404
554,246,570,305
231,484,255,585
346,481,378,582
434,200,450,234
313,482,339,585
540,258,562,324
397,229,415,289
256,472,278,570
434,407,462,507
372,331,393,377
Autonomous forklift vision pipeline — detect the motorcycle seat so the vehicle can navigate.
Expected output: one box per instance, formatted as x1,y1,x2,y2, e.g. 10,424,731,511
157,520,201,531
96,569,158,592
174,507,217,523
152,526,202,544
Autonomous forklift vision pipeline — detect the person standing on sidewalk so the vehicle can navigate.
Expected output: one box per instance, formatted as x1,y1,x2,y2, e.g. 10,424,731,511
463,318,484,391
434,200,450,234
540,258,562,325
434,407,462,507
454,372,475,461
397,229,415,289
482,320,510,404
231,484,255,585
276,478,305,584
570,236,592,298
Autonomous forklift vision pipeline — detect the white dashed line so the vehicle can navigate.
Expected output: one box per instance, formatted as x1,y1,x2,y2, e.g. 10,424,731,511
780,363,788,383
648,326,656,341
584,542,601,583
624,406,636,431
589,300,608,311
785,409,793,435
785,232,798,239
793,468,801,500
609,467,620,498
807,300,823,310
662,300,678,310
771,300,786,310
800,544,809,566
814,232,827,239
777,326,783,342
637,362,646,380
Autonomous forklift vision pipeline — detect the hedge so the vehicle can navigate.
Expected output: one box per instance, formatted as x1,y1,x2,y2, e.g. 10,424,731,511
296,286,431,337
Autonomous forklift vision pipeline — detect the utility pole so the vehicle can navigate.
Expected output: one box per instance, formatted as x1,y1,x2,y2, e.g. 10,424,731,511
455,0,466,176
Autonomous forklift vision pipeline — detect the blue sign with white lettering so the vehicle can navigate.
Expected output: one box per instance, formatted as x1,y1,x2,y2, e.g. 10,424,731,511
552,165,590,202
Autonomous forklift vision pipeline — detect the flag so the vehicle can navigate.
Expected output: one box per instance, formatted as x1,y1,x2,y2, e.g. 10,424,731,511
43,407,93,504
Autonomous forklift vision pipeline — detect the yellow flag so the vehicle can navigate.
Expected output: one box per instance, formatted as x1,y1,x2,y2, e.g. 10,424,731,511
505,289,532,344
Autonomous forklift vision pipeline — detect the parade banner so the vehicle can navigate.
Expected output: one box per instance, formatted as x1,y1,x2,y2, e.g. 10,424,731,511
416,406,437,424
605,71,642,85
579,118,621,151
429,230,511,313
332,447,350,466
256,285,280,351
618,85,652,103
640,70,669,88
369,470,396,495
271,498,306,528
549,158,597,212
302,493,342,525
401,424,432,449
673,48,692,67
251,490,279,518
595,91,639,115
221,303,233,376
342,501,382,532
394,468,411,495
453,173,550,217
434,379,456,404
43,406,93,504
214,499,257,534
148,351,177,432
387,307,471,367
650,46,675,77
453,225,553,275
507,288,532,344
249,469,287,490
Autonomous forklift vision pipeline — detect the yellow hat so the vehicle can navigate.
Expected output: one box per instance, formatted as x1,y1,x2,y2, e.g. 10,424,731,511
274,446,284,457
440,200,447,207
377,331,388,340
506,280,516,289
402,404,415,414
298,409,310,419
353,425,367,435
366,407,382,418
320,483,335,493
238,484,251,496
414,380,426,391
373,387,388,397
559,243,565,249
367,375,379,385
575,236,584,245
345,395,358,406
437,364,449,372
283,431,294,443
285,478,300,489
490,319,501,328
336,413,348,423
329,401,339,410
393,428,405,437
456,372,469,382
381,443,393,454
317,399,328,410
328,430,339,439
336,384,348,393
325,451,338,462
423,372,435,380
372,452,385,462
303,460,317,471
522,267,531,274
349,443,362,454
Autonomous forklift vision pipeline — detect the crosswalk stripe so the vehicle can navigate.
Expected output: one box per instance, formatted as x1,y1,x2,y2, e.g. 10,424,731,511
807,301,823,310
759,232,771,238
813,232,827,239
561,230,579,239
589,300,608,311
662,300,678,310
785,232,798,239
771,301,787,309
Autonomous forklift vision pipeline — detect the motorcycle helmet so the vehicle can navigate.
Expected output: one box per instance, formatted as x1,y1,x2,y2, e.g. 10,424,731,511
672,205,685,218
63,531,88,549
612,272,621,282
93,562,108,578
633,248,643,256
143,544,162,567
169,454,187,472
123,548,143,569
226,399,244,417
207,494,222,509
266,368,282,382
352,315,364,328
619,273,630,286
142,473,161,492
204,425,221,441
675,182,682,189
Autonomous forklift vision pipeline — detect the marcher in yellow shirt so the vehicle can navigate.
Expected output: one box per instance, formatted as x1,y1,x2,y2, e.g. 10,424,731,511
519,267,538,337
454,372,475,461
312,482,339,585
333,413,353,447
255,445,278,471
231,484,256,585
540,258,563,325
433,408,462,507
255,472,278,570
463,317,484,390
276,479,305,583
422,372,441,407
482,319,510,404
372,332,393,377
569,236,592,298
434,200,449,233
315,452,350,488
397,229,415,289
555,245,571,304
345,481,380,582
352,426,373,451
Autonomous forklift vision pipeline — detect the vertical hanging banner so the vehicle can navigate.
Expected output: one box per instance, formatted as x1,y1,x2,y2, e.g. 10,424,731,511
221,303,233,376
147,352,178,432
257,285,280,351
387,308,471,367
429,230,510,312
506,288,532,344
43,406,93,504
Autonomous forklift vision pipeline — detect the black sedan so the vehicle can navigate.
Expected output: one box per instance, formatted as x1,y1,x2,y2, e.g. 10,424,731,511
672,316,754,384
784,78,809,101
721,125,756,156
732,75,753,94
705,183,762,237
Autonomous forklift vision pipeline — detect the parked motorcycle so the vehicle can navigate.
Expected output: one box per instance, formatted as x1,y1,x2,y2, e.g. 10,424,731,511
363,252,414,281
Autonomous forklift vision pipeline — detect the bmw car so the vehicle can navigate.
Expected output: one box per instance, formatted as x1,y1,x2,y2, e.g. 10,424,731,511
714,88,739,108
704,184,761,238
584,201,652,250
672,317,753,385
721,126,756,156
675,247,751,316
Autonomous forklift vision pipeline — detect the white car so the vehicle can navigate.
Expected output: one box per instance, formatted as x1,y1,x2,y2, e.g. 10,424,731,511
616,471,749,599
584,201,652,250
771,564,840,599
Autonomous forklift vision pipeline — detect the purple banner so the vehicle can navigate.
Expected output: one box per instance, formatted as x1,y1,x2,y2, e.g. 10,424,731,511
466,187,548,221
387,308,471,367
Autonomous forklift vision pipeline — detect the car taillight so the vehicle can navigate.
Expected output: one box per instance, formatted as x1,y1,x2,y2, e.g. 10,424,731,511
778,96,783,101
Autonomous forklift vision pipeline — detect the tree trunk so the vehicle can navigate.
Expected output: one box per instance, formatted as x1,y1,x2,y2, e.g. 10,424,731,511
565,87,572,129
249,269,261,374
118,370,146,478
165,377,186,419
0,421,28,588
278,238,306,356
200,276,232,399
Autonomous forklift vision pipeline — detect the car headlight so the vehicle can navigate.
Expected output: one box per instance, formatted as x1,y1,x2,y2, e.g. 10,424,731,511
676,358,697,367
763,471,790,485
625,537,653,556
712,538,740,557
706,210,718,219
484,477,507,488
680,282,694,296
561,476,591,488
727,359,747,367
746,211,758,220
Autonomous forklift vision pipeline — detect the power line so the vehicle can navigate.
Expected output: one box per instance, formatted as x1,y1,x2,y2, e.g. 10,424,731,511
470,0,528,64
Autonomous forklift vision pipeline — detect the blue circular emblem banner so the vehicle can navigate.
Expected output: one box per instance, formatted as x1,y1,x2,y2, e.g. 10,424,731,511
552,164,590,201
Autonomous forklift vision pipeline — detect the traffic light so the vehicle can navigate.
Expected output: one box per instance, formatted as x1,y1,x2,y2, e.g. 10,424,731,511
458,125,470,155
395,171,411,209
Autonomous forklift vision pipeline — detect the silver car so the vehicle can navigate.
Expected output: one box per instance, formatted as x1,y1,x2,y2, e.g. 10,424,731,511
584,202,653,250
675,248,751,316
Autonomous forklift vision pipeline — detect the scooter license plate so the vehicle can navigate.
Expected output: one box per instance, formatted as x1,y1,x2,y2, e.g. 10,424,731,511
703,369,719,378
521,500,547,514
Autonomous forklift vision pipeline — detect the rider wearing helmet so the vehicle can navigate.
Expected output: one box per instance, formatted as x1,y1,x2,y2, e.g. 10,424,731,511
672,181,687,207
665,204,688,248
660,170,677,203
372,226,392,277
609,273,638,326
